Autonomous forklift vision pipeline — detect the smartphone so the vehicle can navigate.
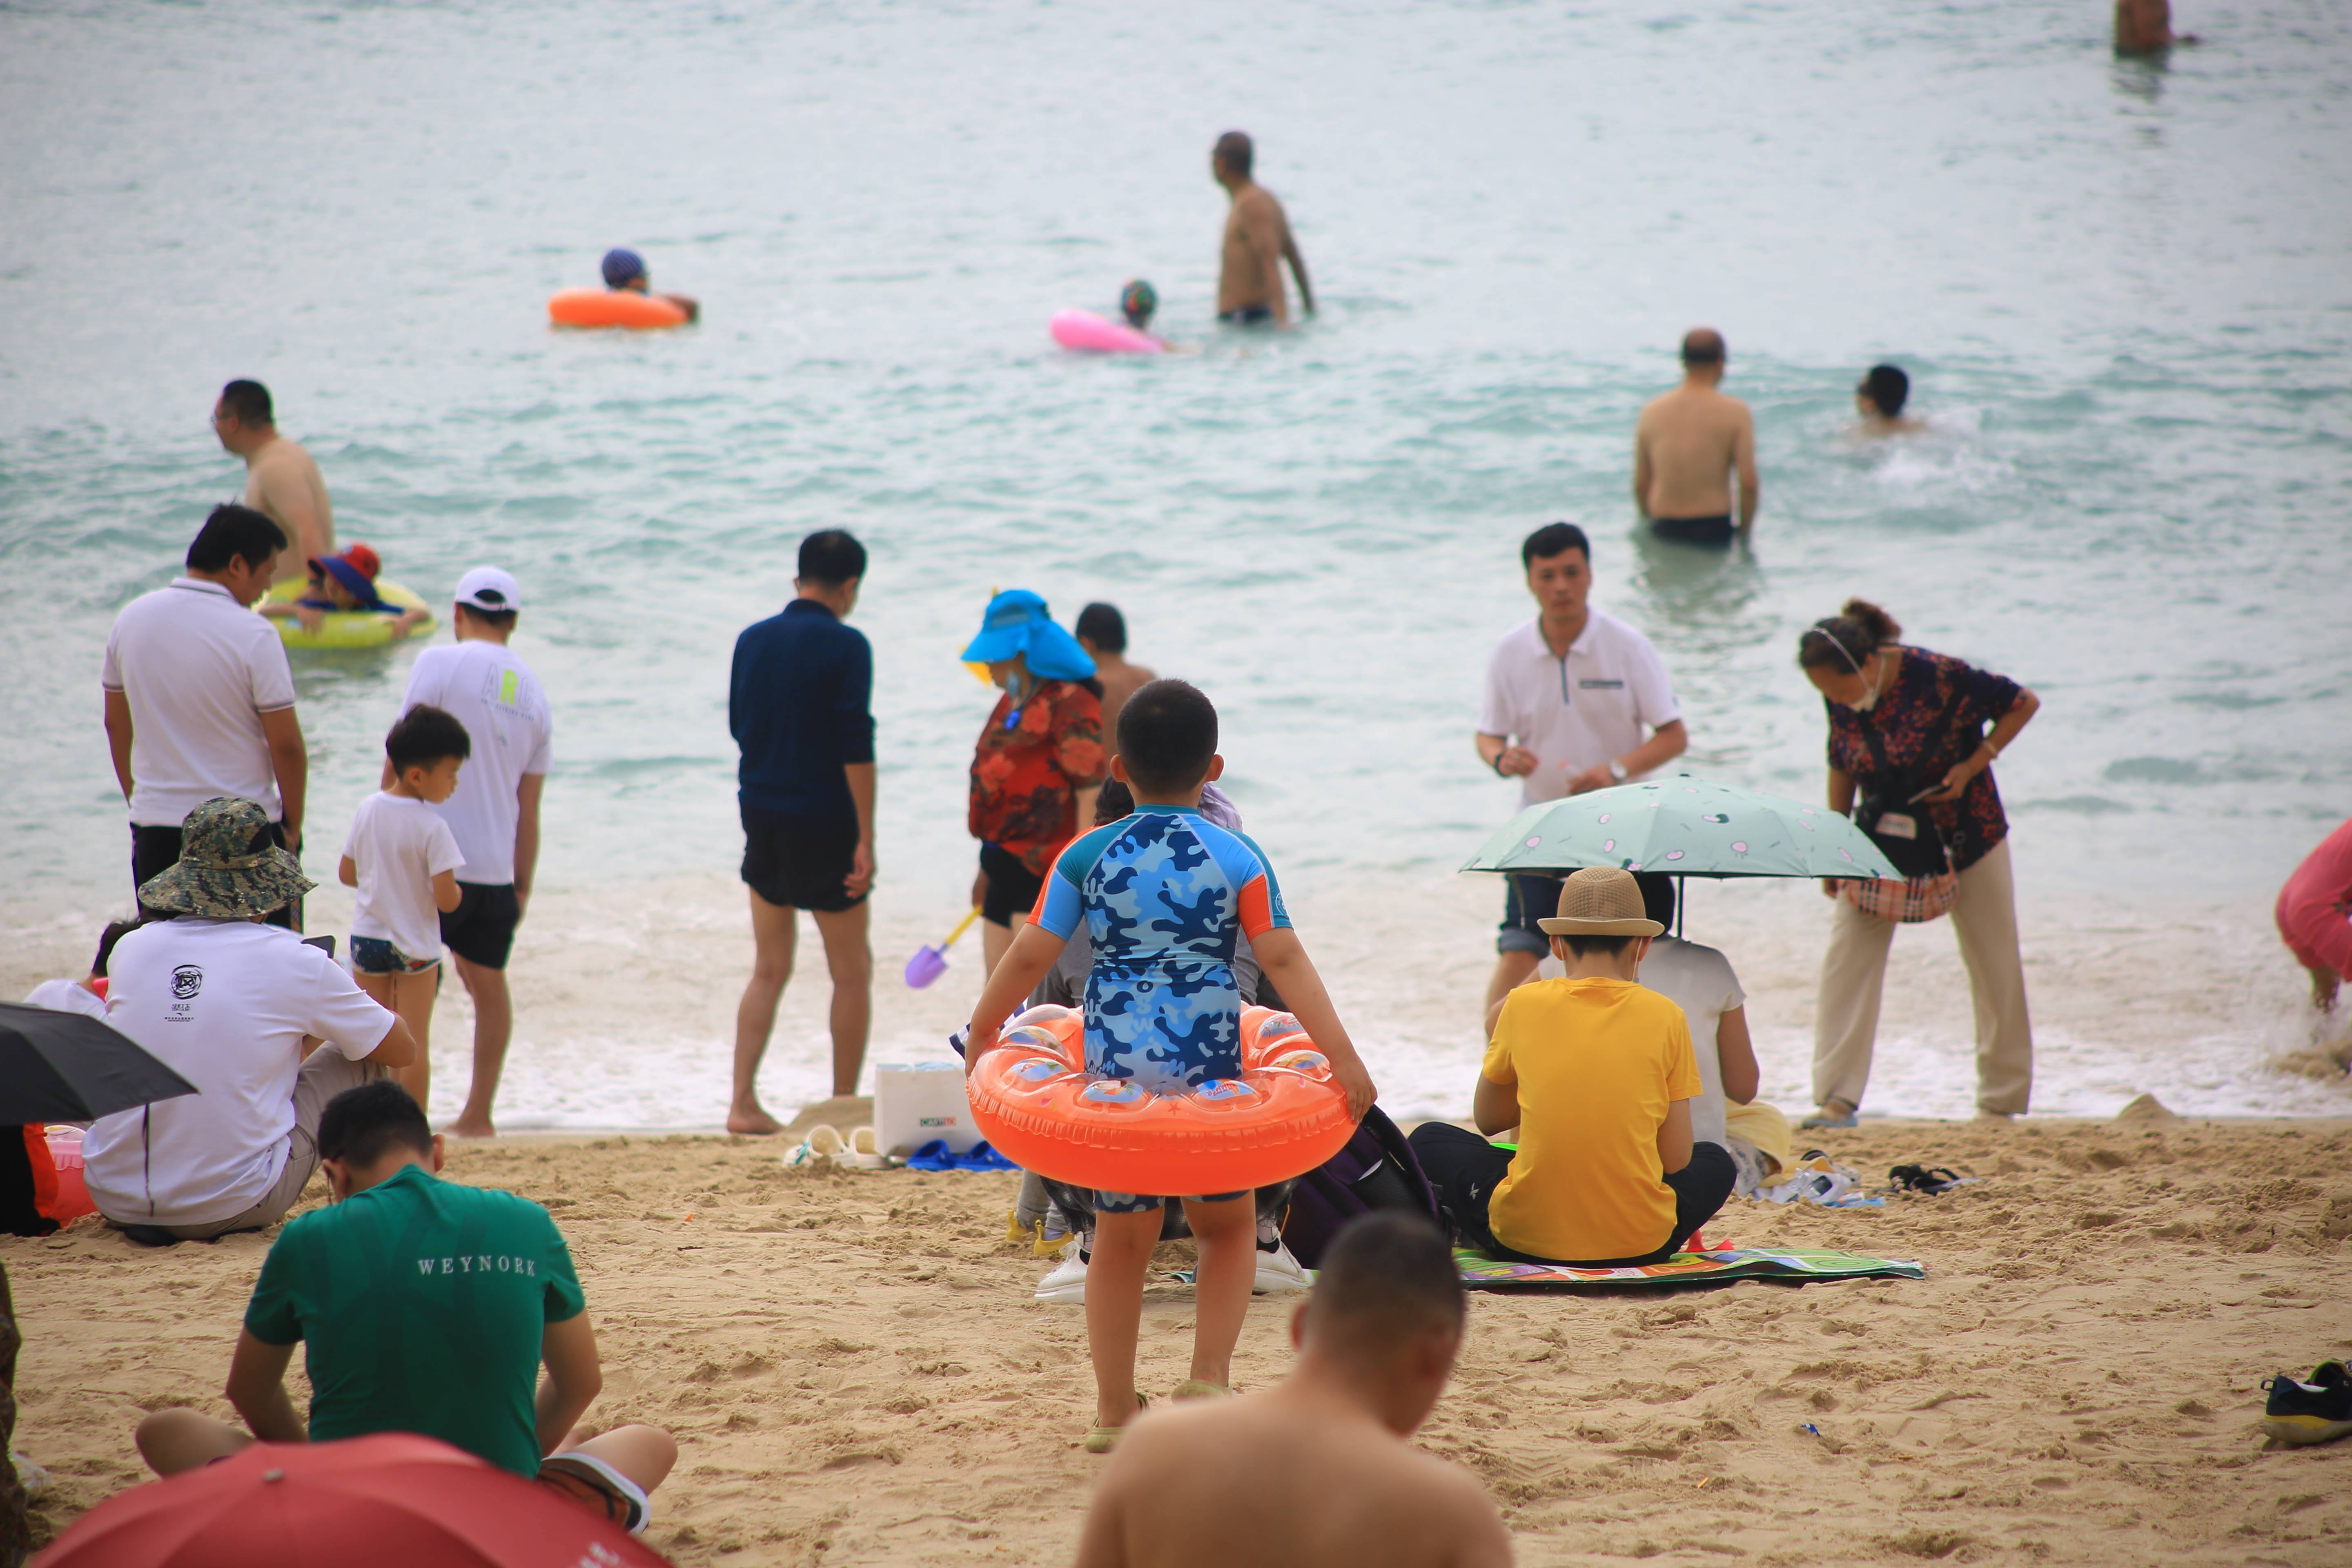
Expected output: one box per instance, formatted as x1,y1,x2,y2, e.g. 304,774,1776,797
302,934,336,961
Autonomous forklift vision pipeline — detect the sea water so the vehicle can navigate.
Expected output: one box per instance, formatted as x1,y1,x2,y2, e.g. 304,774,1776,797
4,1,2348,1127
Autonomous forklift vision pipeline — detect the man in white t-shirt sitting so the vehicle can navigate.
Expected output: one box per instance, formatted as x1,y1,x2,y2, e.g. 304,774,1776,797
1473,522,1688,1020
102,504,310,930
82,797,417,1243
391,568,552,1138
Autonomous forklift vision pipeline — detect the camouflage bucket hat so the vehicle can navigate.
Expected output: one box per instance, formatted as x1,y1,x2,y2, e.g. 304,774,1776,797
138,796,315,920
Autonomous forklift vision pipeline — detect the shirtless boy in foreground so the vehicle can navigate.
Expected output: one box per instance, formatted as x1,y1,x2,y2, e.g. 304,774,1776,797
1213,130,1313,327
1632,328,1759,547
213,379,335,585
1074,1212,1512,1568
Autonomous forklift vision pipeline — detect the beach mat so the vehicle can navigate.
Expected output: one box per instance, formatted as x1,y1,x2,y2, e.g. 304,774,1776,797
1454,1245,1925,1291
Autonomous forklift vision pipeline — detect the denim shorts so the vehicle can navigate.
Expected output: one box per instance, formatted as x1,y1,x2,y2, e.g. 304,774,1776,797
1095,1189,1249,1215
351,936,439,976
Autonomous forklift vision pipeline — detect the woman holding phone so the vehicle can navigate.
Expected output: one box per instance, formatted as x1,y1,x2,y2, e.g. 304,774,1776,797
1796,600,2040,1128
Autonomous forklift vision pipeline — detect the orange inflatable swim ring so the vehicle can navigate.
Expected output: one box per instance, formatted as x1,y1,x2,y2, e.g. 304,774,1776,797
966,1004,1355,1192
547,288,690,330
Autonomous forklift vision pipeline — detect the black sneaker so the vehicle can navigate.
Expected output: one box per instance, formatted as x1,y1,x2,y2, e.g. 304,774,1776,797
2262,1362,2352,1446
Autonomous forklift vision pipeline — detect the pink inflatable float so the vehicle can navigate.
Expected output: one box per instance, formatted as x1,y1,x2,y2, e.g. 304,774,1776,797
1050,309,1163,356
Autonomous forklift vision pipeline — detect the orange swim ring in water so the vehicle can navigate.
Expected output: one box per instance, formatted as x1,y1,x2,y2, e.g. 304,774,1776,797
548,288,690,330
965,1004,1356,1192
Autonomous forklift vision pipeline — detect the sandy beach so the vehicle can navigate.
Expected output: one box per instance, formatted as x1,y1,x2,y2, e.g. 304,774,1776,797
13,1113,2348,1565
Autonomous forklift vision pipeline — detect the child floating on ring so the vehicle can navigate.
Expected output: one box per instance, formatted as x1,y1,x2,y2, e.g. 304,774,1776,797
963,678,1376,1453
1118,279,1190,353
601,247,700,323
258,543,431,639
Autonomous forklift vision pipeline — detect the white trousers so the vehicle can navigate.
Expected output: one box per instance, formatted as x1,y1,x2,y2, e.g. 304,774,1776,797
1811,837,2034,1116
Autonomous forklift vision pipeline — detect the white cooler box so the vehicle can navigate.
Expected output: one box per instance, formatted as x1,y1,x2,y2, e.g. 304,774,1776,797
873,1061,981,1157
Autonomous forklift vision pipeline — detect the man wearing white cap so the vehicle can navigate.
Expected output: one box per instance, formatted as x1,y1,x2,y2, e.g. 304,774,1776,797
390,567,552,1136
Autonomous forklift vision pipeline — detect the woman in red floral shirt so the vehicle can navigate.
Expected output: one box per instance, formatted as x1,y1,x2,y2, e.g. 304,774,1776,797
962,590,1107,973
1798,599,2040,1129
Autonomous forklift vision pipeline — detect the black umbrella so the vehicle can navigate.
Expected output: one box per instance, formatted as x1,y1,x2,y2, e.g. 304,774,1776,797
0,1000,198,1124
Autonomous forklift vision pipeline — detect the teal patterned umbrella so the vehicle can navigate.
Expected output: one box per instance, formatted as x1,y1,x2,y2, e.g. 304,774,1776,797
1460,775,1901,881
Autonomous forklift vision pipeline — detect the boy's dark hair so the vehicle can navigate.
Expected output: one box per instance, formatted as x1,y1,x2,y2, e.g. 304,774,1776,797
1116,679,1217,796
454,602,519,632
385,704,472,774
186,504,287,573
1076,601,1127,653
218,379,273,426
1306,1212,1463,1349
1095,778,1135,824
1560,934,1635,958
797,528,866,587
1521,521,1590,568
318,1080,434,1168
91,918,145,979
1860,363,1909,416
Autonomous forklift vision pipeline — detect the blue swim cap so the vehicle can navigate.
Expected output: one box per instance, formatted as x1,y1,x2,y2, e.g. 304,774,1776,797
601,248,646,288
1120,279,1158,326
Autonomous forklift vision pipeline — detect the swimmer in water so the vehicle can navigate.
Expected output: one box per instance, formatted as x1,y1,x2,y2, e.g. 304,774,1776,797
1853,363,1927,437
602,248,700,323
1118,280,1187,352
1213,132,1312,328
258,543,430,639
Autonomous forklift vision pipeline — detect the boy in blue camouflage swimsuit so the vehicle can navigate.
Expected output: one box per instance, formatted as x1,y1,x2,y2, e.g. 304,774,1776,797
968,679,1376,1452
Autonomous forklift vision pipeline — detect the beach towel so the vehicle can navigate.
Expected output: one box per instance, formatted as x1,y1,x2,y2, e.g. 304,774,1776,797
1453,1245,1924,1290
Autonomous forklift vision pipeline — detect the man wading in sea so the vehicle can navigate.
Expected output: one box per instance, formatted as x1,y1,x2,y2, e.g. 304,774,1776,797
1632,329,1760,548
212,380,336,586
1213,131,1313,327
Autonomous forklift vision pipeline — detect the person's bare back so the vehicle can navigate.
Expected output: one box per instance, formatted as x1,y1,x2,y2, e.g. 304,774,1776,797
1632,329,1759,542
1212,131,1312,325
244,435,335,583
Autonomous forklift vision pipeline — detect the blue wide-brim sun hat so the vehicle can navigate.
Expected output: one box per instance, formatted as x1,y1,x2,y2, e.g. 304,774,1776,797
317,555,385,609
959,589,1096,682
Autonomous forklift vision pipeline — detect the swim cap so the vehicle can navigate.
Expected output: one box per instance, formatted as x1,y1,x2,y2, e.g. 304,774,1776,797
601,248,647,288
1120,279,1158,327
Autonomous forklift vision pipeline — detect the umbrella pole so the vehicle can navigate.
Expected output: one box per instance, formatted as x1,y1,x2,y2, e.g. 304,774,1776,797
1676,876,1685,941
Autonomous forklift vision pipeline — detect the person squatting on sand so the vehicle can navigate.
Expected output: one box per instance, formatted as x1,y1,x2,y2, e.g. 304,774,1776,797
392,566,552,1138
1414,867,1735,1267
211,379,334,585
2275,815,2352,1016
1632,328,1760,547
728,531,878,1133
104,503,310,931
963,679,1376,1451
1475,521,1688,1022
1798,599,2040,1129
340,704,469,1112
1074,1212,1512,1568
964,590,1108,977
82,797,419,1242
133,1080,677,1536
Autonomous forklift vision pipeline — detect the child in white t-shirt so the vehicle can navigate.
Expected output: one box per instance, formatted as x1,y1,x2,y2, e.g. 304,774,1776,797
341,704,468,1111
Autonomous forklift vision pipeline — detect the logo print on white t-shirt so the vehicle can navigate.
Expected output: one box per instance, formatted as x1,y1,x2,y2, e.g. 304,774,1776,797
171,965,204,999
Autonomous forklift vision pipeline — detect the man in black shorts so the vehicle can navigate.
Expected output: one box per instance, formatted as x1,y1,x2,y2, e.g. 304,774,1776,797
726,530,876,1134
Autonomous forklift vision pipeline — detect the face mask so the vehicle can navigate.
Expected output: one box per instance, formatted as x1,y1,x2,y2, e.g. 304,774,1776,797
1849,683,1880,714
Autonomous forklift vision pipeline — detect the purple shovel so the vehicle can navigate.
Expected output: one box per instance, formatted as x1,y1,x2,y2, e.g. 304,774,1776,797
903,906,983,988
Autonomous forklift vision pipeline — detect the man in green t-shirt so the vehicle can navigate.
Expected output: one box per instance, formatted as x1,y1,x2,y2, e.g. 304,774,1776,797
134,1082,674,1534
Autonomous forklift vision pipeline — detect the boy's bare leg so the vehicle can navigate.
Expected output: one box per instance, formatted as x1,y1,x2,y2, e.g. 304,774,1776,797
810,902,873,1098
1087,1209,1161,1430
385,968,438,1109
1182,1195,1256,1390
135,1409,252,1476
448,955,511,1138
982,913,1027,977
730,891,797,1134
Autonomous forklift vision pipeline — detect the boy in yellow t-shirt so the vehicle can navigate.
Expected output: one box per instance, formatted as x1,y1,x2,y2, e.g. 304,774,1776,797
1410,867,1735,1265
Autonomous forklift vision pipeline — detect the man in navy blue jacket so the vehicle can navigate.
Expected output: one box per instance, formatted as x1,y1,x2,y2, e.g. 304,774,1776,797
727,530,875,1133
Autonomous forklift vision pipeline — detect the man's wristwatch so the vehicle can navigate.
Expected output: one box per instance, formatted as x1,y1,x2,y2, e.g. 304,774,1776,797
1608,760,1629,784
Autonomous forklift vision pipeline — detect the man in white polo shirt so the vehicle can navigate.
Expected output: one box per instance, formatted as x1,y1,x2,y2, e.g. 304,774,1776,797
392,567,552,1138
1474,522,1689,1017
103,504,310,930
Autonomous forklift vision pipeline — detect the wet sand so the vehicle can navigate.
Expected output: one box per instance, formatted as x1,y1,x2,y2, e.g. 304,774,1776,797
12,1115,2350,1565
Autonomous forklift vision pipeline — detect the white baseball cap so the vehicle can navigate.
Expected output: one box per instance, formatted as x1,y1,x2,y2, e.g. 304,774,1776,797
454,566,522,613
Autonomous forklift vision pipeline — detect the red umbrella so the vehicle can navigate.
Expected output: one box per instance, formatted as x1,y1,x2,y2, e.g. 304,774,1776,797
35,1432,672,1567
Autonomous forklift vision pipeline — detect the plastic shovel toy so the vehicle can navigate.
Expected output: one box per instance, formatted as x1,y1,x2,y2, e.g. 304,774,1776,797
904,907,983,989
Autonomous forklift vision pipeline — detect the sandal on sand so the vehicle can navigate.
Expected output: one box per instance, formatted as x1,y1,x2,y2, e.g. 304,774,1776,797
1171,1379,1232,1401
1085,1394,1148,1454
846,1126,887,1170
1798,1103,1858,1130
783,1124,843,1169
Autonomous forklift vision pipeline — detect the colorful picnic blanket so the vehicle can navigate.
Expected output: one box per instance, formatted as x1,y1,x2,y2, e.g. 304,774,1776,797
1454,1246,1924,1289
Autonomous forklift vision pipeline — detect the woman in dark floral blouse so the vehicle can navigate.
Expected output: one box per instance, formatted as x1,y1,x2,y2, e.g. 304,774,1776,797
1797,599,2040,1128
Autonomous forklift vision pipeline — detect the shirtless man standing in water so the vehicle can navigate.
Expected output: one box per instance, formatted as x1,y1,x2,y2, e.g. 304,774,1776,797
1213,131,1313,327
1632,329,1759,548
213,379,335,586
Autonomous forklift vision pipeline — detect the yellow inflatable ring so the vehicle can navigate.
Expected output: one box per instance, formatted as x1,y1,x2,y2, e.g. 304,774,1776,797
262,578,435,650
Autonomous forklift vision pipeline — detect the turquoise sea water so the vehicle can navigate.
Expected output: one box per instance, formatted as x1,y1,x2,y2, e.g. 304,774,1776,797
4,1,2348,1121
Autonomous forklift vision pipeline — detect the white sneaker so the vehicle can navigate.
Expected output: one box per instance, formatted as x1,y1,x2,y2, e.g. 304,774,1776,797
1253,1240,1310,1294
1036,1250,1089,1304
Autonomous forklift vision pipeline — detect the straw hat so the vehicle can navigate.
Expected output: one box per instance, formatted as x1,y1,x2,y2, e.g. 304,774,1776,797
1536,866,1664,938
138,796,315,920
